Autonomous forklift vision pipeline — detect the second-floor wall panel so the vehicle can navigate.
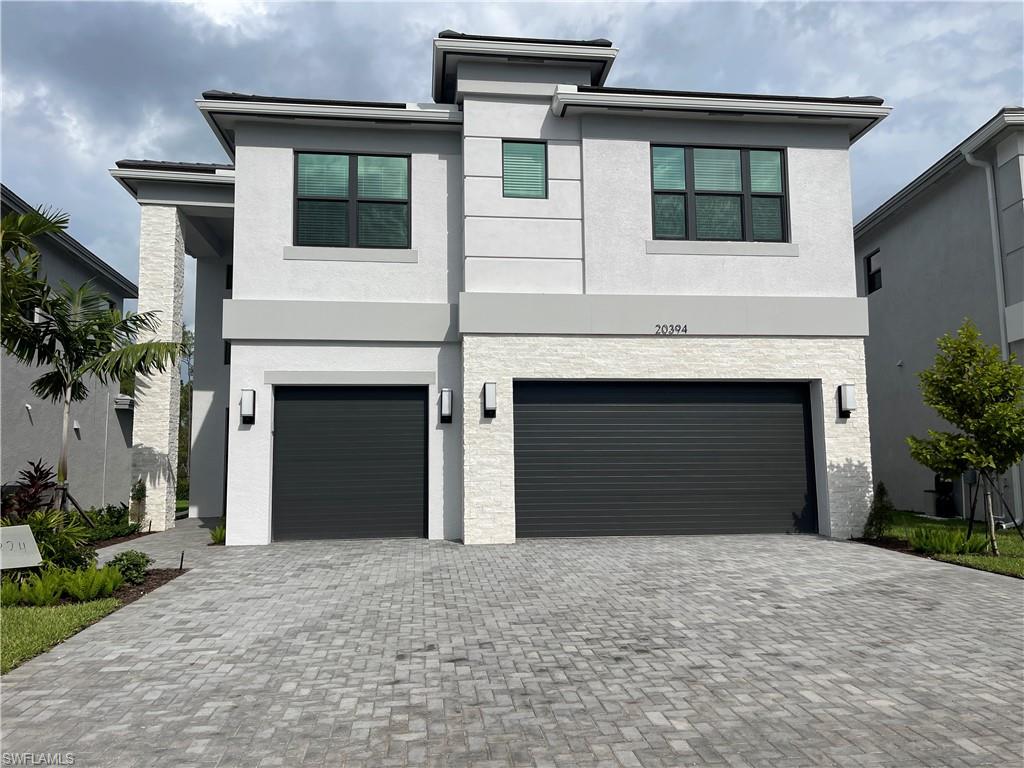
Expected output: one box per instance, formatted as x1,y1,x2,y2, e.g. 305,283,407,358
581,116,858,298
463,98,584,294
233,123,463,304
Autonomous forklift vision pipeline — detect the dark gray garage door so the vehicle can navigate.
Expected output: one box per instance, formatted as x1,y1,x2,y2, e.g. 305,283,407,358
272,387,426,540
513,381,816,537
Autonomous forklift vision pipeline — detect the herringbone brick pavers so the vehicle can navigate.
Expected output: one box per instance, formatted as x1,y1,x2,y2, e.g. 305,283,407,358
1,521,1021,767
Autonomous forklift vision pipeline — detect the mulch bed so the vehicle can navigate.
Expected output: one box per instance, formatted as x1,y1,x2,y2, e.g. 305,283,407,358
89,530,155,549
113,569,187,607
853,536,916,555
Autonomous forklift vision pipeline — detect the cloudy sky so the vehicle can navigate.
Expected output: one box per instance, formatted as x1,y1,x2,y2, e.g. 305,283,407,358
2,1,1022,325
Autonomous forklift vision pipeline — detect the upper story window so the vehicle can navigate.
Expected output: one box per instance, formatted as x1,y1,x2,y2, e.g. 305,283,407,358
295,152,410,248
651,145,788,242
864,249,882,294
502,141,547,199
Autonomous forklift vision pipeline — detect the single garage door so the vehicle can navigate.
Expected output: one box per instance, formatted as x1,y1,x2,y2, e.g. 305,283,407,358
514,381,817,537
272,386,426,540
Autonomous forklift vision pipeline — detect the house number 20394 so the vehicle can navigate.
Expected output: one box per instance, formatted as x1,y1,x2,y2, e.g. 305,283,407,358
654,323,687,335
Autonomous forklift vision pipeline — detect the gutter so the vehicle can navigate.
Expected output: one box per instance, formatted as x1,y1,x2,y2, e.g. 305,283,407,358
963,146,1023,523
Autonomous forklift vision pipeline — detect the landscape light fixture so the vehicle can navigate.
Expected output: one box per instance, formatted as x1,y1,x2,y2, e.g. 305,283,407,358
240,389,256,424
483,382,497,418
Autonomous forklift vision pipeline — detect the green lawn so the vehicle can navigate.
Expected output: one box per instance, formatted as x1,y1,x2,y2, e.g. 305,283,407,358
886,510,1024,578
175,499,189,513
1,599,120,674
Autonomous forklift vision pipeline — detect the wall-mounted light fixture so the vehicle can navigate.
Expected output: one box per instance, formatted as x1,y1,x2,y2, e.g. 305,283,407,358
837,384,857,419
483,382,497,418
72,420,81,437
240,389,256,424
439,388,453,424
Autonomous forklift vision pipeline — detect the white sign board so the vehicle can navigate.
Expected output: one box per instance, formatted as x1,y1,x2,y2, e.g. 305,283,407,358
1,525,43,569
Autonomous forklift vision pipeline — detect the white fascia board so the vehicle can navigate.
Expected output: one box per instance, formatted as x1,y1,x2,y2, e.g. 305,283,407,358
550,85,891,141
197,99,463,158
109,167,235,200
432,38,618,101
960,108,1024,155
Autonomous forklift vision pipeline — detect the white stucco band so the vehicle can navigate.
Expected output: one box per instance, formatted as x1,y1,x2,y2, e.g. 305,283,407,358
462,334,872,545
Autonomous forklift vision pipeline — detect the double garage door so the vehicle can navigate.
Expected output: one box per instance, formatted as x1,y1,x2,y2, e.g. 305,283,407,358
270,382,816,540
514,381,817,537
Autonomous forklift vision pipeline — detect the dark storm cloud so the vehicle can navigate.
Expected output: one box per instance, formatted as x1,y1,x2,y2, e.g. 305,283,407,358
2,1,1021,325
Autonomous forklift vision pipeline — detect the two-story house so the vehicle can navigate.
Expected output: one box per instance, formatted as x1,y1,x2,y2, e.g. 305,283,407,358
111,31,889,545
855,108,1024,522
2,183,138,508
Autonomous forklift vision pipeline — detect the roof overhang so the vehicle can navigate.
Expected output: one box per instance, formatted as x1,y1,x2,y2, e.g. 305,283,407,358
110,164,235,202
550,85,891,143
855,107,1024,239
197,98,463,158
433,36,617,104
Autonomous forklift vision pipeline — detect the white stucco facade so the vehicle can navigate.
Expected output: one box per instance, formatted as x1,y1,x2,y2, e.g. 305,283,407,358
115,31,890,545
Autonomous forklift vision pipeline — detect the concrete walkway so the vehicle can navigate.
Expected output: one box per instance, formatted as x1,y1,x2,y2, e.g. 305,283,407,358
2,527,1022,767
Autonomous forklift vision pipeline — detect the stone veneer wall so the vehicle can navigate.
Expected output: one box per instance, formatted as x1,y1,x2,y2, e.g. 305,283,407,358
131,205,185,531
462,335,872,544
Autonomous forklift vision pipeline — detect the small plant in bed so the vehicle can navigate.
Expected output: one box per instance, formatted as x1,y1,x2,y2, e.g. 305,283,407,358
209,521,226,545
108,550,152,585
84,504,141,546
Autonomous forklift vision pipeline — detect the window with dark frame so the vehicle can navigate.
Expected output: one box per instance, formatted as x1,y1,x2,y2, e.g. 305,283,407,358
294,152,410,248
651,145,788,242
502,141,547,199
223,341,231,366
865,250,882,294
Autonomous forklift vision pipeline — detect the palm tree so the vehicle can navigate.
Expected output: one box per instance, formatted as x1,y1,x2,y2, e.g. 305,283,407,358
2,207,182,505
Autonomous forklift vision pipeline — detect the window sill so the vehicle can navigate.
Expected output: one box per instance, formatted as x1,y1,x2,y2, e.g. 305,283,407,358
644,240,799,258
283,246,417,263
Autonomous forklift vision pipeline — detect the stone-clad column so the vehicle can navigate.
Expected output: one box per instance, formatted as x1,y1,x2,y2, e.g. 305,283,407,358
131,205,184,531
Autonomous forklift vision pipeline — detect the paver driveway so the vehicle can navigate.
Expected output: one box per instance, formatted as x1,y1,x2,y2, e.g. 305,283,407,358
2,520,1022,768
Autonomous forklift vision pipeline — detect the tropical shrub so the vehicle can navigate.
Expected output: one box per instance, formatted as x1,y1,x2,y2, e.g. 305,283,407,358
0,459,57,523
62,566,123,601
862,482,897,540
209,523,226,545
908,528,989,556
24,509,96,569
129,479,146,525
108,550,152,585
0,578,21,607
83,504,140,543
16,569,66,607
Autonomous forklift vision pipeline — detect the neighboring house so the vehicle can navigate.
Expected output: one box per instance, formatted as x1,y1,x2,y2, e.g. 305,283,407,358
854,108,1024,522
1,184,138,509
110,30,889,544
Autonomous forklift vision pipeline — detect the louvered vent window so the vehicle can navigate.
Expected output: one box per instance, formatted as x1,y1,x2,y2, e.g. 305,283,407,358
502,141,547,199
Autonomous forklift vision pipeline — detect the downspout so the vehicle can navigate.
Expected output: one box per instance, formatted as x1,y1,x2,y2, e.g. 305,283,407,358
963,148,1022,522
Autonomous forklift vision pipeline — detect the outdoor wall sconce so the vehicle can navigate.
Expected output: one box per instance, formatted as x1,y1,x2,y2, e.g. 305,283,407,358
483,382,497,418
240,389,256,424
439,388,453,423
837,384,857,419
72,420,81,437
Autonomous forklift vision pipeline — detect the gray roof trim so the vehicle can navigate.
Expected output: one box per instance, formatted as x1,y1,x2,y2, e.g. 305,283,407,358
855,107,1024,238
115,159,233,173
580,85,884,107
437,30,613,48
550,85,891,143
0,183,137,298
